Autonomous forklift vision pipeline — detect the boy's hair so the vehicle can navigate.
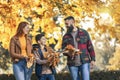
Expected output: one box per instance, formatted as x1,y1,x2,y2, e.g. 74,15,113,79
35,33,44,43
64,16,75,21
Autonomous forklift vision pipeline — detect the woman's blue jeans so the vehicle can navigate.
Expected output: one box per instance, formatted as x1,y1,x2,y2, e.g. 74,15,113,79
13,59,33,80
68,63,90,80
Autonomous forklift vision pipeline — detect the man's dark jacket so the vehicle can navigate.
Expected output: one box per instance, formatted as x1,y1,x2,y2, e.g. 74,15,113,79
62,28,95,66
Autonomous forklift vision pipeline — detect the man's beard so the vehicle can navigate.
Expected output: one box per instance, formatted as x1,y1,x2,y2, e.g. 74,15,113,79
66,25,74,34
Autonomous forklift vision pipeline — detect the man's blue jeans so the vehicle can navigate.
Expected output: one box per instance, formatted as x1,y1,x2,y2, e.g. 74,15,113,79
68,63,90,80
13,59,33,80
38,74,55,80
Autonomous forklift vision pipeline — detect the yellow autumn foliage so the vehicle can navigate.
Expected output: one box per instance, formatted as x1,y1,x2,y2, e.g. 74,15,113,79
0,0,120,48
107,45,120,70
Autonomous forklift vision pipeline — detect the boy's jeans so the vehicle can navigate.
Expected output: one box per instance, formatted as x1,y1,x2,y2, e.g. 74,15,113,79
13,59,33,80
68,63,90,80
38,74,55,80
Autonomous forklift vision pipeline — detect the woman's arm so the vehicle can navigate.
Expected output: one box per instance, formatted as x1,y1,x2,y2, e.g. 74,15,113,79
9,38,24,59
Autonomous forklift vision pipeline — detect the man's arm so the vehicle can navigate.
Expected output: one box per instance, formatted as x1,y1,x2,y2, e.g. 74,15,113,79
86,31,95,61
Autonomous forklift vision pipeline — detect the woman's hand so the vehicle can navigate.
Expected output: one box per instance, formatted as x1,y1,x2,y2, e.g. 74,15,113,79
21,55,28,59
26,54,34,68
28,53,34,58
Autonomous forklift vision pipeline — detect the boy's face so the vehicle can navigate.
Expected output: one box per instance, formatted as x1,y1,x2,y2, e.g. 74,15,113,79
38,36,46,45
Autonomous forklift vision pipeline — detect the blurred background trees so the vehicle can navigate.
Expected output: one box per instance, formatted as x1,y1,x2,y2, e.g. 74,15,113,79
0,0,120,74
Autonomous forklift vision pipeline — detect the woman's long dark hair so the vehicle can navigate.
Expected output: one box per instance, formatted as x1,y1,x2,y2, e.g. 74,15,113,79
15,21,29,37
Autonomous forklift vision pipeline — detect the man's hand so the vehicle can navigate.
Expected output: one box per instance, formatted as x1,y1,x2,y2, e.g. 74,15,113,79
90,61,95,69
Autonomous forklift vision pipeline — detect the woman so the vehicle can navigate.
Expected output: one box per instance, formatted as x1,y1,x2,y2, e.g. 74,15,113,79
9,21,34,80
33,33,56,80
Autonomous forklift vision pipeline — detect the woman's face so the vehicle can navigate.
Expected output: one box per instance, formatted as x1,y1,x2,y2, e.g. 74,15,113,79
23,25,30,34
40,36,46,45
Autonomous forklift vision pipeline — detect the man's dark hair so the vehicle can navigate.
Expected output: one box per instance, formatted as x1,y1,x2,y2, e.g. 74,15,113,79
64,16,75,21
35,33,44,42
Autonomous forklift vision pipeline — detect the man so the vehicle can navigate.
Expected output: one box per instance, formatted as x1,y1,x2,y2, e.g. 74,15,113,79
62,16,95,80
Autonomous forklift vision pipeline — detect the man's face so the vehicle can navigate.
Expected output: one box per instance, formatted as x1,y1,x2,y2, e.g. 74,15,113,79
65,19,75,33
65,19,74,27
